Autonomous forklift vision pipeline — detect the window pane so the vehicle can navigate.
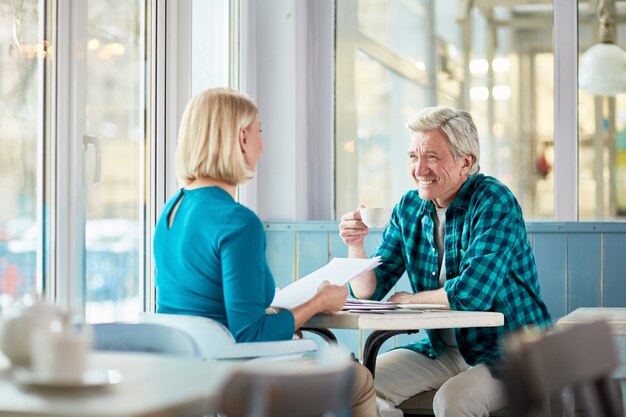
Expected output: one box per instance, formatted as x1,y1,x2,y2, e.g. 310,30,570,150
192,0,230,94
0,0,44,305
335,0,555,219
83,0,146,322
578,1,626,219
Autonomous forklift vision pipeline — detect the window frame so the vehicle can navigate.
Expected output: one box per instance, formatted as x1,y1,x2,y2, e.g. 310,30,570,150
329,0,581,222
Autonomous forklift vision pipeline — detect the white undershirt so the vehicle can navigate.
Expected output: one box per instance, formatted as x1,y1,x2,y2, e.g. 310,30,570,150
434,207,457,347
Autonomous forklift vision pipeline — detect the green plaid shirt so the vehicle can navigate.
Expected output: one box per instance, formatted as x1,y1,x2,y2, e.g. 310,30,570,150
369,174,551,369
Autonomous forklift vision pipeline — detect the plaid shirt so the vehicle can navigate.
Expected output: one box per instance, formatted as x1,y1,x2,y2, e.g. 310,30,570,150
369,174,552,369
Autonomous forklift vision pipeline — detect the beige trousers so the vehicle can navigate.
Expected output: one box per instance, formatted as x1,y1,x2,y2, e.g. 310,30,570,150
351,361,378,417
375,348,507,417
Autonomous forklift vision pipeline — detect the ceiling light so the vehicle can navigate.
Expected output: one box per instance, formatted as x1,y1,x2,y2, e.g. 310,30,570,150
579,0,626,96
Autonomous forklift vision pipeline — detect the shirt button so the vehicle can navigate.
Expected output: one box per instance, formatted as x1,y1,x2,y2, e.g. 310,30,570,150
432,248,436,252
432,271,436,276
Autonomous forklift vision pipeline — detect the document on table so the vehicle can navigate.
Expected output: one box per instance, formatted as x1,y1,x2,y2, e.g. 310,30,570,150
271,257,382,309
343,299,399,311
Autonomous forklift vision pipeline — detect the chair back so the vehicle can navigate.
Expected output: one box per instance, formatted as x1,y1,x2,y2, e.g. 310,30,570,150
139,312,318,360
91,322,201,357
139,312,237,357
501,320,621,417
219,360,354,417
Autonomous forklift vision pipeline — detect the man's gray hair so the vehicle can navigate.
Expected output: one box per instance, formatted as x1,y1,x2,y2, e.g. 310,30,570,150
406,106,480,176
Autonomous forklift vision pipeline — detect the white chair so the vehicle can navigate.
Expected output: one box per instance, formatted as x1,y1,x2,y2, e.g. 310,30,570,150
91,322,201,357
139,312,318,360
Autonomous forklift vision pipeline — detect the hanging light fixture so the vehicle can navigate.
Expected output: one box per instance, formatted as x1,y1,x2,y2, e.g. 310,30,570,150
579,0,626,96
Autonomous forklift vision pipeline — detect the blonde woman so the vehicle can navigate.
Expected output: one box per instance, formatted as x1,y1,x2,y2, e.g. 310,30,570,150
154,88,376,417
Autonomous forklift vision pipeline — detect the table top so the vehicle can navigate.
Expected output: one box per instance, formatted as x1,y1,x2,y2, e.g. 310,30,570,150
556,308,626,336
0,351,235,417
305,309,504,331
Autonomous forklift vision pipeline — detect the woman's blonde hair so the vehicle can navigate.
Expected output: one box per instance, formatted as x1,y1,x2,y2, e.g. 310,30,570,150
175,88,259,186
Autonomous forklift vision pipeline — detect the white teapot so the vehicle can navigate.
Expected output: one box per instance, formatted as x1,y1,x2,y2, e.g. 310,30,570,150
0,295,67,368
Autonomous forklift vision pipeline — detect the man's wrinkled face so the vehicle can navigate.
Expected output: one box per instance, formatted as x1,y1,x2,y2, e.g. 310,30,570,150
408,128,473,208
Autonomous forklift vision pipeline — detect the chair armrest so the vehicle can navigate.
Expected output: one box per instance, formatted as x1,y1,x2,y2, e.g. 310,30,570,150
211,338,318,360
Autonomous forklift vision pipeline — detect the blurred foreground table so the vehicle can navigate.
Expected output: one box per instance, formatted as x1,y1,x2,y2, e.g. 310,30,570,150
0,351,235,417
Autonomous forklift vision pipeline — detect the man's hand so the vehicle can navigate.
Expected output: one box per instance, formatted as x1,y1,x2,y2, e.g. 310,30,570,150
388,291,416,304
389,288,450,307
339,205,369,248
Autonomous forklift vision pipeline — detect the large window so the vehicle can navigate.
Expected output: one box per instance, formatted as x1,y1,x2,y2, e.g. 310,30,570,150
578,1,626,219
0,0,149,322
336,0,557,220
0,0,235,320
81,0,147,322
0,0,45,306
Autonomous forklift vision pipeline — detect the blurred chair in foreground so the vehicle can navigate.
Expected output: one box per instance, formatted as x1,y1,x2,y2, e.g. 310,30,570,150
92,322,201,357
501,320,622,417
219,359,354,417
139,312,317,361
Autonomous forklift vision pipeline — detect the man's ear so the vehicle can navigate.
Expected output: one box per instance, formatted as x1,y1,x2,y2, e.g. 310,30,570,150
461,155,474,175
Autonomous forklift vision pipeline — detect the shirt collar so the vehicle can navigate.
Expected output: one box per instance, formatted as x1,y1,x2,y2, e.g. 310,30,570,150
416,174,483,216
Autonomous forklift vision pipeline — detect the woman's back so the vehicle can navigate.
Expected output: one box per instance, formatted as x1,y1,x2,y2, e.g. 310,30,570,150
153,186,294,342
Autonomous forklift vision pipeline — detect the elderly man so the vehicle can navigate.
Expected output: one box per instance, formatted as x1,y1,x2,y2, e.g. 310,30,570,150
339,106,552,417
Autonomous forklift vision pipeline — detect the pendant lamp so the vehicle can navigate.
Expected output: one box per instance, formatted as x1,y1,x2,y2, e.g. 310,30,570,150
579,0,626,96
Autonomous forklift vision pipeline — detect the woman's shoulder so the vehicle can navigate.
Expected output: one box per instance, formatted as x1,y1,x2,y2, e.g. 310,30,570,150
229,203,262,226
204,200,262,239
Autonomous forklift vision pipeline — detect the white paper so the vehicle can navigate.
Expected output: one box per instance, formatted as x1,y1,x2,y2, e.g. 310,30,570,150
270,257,381,309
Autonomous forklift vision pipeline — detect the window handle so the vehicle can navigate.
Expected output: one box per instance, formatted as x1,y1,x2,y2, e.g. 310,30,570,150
83,135,101,185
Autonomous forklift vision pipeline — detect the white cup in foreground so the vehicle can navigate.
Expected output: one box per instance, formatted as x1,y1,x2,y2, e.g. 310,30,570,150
359,207,392,229
30,325,92,382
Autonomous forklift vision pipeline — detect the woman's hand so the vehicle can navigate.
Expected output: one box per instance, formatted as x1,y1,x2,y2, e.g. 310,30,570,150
338,205,368,248
315,281,348,314
291,281,349,330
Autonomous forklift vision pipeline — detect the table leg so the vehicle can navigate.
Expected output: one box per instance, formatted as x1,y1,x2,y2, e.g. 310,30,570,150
363,330,420,378
301,327,338,344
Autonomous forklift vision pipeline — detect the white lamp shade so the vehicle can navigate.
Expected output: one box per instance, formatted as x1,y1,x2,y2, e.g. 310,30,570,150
579,43,626,96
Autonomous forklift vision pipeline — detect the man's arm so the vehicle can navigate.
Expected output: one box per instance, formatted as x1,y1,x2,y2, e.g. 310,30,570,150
388,288,450,307
338,206,377,299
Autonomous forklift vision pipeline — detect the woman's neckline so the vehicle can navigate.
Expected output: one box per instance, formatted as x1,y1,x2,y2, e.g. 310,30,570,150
184,177,236,198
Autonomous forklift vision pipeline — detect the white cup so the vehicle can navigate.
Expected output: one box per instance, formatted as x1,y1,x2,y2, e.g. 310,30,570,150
359,207,393,228
30,325,92,382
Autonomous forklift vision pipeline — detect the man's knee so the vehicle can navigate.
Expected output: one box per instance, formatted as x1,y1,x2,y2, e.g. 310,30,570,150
433,379,487,417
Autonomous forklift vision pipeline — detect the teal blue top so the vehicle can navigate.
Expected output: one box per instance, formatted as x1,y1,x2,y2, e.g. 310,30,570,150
153,186,295,342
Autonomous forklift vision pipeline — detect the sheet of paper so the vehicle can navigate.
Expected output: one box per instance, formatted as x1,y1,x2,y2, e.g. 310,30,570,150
344,299,398,307
342,304,398,311
343,299,399,311
271,257,381,309
397,304,449,310
345,309,424,314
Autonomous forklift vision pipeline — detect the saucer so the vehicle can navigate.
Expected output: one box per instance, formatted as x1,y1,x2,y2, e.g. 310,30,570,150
13,368,122,389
